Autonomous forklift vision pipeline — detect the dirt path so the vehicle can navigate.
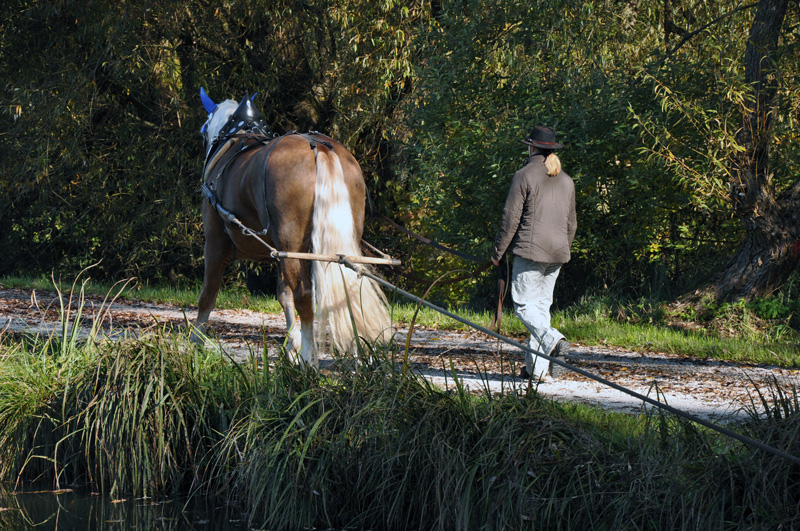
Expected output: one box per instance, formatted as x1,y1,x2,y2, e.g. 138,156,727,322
2,287,798,422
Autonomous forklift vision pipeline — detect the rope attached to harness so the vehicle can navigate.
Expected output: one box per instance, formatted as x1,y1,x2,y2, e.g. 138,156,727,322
201,182,276,250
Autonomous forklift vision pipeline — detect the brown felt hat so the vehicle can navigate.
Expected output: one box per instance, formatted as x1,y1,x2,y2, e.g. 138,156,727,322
519,125,564,149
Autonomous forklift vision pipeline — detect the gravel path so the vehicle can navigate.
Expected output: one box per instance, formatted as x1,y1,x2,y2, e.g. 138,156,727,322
2,287,798,422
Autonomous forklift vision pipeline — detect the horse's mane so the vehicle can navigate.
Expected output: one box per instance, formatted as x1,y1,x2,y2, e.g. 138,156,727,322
205,100,238,151
202,100,239,181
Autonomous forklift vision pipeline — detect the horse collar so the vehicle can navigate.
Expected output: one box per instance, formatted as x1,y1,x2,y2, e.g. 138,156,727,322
206,96,273,164
218,109,271,141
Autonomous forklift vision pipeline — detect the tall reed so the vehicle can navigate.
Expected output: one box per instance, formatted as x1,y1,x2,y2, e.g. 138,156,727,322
0,331,247,496
208,356,800,530
0,275,247,495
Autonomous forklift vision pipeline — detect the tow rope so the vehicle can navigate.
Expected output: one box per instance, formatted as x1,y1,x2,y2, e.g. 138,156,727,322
338,256,800,467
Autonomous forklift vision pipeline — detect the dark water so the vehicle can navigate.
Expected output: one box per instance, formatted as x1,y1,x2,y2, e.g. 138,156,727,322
0,488,253,530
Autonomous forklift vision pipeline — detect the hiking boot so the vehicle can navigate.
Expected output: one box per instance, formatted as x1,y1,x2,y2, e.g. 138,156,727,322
520,365,549,383
549,340,571,378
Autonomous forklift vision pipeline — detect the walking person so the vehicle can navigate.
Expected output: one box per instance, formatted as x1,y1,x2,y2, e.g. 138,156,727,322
491,125,577,381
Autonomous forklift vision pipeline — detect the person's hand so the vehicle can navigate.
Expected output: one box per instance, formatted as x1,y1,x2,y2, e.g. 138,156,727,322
491,258,500,267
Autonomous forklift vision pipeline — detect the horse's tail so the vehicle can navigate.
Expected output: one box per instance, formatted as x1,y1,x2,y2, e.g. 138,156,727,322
310,146,391,353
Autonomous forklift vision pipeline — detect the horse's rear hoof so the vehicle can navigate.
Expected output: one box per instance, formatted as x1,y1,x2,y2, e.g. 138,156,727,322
190,327,209,346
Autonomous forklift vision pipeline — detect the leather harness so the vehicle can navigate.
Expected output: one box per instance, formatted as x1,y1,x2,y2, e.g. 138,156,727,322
201,113,335,251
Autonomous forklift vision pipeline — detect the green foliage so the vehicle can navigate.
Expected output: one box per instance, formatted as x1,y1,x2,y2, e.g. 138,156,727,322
1,0,206,281
653,273,800,344
1,0,798,309
0,0,431,284
391,0,767,305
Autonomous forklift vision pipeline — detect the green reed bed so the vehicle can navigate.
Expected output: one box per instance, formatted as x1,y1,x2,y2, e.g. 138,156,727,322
2,329,799,530
1,277,799,529
209,358,800,530
0,331,241,497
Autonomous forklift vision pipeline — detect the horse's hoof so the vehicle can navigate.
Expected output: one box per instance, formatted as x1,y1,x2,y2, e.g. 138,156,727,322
190,326,209,346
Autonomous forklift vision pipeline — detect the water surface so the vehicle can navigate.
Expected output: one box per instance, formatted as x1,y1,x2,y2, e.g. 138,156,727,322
0,488,252,530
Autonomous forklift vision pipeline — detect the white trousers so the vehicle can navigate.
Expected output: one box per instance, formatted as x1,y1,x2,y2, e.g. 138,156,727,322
511,256,565,379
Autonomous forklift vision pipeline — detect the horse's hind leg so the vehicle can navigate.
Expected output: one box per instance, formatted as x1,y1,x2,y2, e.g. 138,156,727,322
295,290,317,367
276,275,302,354
193,230,235,344
279,258,317,367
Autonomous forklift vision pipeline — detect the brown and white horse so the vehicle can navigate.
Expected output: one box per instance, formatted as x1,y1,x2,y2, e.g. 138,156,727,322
194,89,390,366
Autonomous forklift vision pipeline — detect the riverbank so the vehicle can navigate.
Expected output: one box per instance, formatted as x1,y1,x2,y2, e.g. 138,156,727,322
2,323,799,529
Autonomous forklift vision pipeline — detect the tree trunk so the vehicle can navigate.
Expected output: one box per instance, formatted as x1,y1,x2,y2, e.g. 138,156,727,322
712,192,800,300
706,0,799,301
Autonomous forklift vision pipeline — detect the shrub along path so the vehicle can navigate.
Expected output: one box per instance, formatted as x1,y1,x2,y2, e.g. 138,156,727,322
1,287,796,422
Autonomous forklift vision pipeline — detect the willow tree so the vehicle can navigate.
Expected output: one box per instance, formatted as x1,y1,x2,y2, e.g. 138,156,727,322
717,0,799,300
638,0,799,301
0,0,429,282
396,0,711,303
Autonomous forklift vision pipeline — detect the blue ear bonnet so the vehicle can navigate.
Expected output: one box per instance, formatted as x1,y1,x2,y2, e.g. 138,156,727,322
201,87,218,113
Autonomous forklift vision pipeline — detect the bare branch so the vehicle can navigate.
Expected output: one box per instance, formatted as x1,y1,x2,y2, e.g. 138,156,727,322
651,3,760,68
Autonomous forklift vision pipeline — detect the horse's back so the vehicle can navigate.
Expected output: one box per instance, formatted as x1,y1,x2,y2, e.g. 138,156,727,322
205,132,366,258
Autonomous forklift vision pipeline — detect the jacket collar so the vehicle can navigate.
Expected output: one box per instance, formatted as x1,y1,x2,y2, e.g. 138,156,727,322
524,153,545,166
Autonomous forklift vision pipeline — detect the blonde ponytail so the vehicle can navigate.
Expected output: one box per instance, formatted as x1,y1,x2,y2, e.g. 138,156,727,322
544,152,562,176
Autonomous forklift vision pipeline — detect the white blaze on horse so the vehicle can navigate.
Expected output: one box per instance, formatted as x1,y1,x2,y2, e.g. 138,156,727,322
194,88,391,366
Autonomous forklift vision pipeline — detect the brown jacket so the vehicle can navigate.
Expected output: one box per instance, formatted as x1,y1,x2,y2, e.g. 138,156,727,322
492,155,577,264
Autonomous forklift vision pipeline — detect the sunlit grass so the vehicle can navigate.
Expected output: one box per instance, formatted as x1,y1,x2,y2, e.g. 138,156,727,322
0,274,283,314
560,313,799,365
557,299,800,367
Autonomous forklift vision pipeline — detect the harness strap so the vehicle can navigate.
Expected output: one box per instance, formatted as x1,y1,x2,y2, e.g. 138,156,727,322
201,182,278,255
201,183,236,224
203,134,278,237
283,130,335,152
259,135,283,230
203,132,273,176
306,133,335,151
205,135,272,186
